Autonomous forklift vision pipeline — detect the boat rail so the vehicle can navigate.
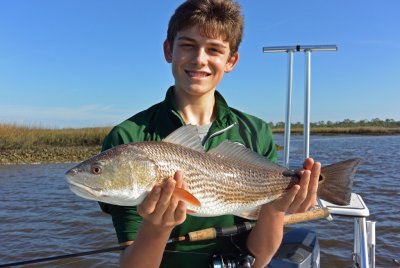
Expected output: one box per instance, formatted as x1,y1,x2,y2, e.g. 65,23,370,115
263,45,376,268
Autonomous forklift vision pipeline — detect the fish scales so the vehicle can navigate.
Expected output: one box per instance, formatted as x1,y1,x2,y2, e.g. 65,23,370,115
134,141,295,216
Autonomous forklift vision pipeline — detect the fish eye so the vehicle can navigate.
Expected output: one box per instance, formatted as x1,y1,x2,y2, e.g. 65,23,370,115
91,164,102,175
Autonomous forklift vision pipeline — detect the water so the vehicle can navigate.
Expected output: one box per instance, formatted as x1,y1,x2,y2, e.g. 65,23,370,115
0,164,120,267
0,135,399,267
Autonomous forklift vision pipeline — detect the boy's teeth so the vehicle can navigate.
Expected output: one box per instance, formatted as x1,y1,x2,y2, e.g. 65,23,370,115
188,71,208,77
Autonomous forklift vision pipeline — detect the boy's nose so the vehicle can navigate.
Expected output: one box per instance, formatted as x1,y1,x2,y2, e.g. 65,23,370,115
192,48,208,66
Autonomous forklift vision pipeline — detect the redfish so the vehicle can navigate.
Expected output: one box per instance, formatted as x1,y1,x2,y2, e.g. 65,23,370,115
65,125,360,219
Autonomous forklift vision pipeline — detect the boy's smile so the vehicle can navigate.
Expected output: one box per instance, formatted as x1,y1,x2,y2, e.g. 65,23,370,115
164,26,239,99
186,70,210,79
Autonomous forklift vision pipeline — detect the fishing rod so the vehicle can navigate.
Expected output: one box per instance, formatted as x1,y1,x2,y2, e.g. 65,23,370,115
168,207,330,243
0,208,329,267
0,246,126,268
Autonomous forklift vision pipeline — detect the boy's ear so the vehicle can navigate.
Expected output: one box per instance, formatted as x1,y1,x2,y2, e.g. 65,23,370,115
163,39,173,63
224,52,239,73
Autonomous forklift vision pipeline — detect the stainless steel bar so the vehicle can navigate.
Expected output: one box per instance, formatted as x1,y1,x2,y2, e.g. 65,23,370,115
283,51,294,168
263,44,374,268
354,220,358,263
304,50,311,159
359,217,370,268
353,217,371,268
354,218,360,266
367,221,376,268
263,44,337,164
263,45,337,53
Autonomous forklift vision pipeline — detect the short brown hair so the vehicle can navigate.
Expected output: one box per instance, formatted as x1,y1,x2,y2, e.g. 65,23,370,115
167,0,244,55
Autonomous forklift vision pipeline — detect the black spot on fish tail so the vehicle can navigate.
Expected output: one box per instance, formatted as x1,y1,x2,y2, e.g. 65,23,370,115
282,170,300,190
282,170,297,177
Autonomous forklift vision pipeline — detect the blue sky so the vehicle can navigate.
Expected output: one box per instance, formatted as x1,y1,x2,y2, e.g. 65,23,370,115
0,0,399,128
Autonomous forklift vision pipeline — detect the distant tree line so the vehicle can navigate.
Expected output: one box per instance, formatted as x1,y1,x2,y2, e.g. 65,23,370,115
269,118,400,128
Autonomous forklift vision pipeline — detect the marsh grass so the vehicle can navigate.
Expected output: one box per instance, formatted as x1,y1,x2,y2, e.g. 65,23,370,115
0,123,111,150
0,123,399,164
2,124,399,150
0,124,111,164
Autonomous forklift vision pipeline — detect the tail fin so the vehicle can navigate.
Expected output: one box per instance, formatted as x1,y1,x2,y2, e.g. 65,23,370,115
318,158,362,205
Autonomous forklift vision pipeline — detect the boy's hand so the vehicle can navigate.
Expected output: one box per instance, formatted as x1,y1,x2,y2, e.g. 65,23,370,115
266,158,321,214
247,159,320,267
289,158,321,213
137,171,187,231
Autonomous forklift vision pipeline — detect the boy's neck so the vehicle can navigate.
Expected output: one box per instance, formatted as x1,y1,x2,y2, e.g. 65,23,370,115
174,88,216,126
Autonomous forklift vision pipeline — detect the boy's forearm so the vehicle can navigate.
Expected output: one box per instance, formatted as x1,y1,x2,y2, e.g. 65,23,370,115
246,205,285,268
120,221,174,268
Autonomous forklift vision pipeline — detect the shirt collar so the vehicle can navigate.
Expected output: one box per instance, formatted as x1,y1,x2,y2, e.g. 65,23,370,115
164,86,237,129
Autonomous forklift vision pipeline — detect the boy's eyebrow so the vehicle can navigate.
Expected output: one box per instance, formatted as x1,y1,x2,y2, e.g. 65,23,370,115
177,36,228,49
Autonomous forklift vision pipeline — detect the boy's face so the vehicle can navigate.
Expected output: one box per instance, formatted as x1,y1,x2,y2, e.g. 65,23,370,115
164,26,239,98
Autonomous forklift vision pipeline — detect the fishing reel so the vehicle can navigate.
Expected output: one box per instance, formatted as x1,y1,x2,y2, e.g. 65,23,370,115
209,253,255,268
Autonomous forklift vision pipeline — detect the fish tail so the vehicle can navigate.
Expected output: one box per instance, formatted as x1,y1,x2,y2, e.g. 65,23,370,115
318,158,362,205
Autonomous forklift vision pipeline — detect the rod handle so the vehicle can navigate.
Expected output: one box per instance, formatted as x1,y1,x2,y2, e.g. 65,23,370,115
284,208,330,225
183,208,330,242
187,227,217,242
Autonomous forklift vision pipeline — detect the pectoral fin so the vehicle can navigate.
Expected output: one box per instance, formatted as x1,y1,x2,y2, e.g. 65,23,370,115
173,188,201,207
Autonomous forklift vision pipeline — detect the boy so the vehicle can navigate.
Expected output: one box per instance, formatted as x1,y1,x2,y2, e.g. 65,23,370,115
100,0,320,267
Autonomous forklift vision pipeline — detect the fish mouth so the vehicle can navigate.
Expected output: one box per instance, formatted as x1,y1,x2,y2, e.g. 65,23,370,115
67,178,102,201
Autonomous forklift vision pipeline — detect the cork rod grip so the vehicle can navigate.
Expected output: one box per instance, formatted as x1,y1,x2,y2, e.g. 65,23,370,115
283,208,330,225
187,227,217,241
184,208,330,242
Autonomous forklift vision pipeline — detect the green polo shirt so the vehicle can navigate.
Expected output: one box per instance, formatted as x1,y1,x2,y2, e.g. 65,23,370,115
99,86,277,267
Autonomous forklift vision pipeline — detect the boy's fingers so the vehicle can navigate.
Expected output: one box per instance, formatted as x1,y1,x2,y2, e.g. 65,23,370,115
281,185,300,210
290,160,321,212
181,179,188,191
153,178,176,215
175,200,187,224
174,170,184,188
299,162,321,211
268,184,300,213
138,186,161,215
291,170,311,209
303,158,314,170
309,162,320,196
162,195,180,223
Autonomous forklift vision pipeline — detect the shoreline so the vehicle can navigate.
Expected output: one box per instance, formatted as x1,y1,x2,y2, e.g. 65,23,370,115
0,145,101,165
272,127,400,135
1,131,400,165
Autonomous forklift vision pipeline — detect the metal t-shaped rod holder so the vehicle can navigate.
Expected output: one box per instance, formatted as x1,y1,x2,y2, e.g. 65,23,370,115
263,46,375,268
263,45,337,168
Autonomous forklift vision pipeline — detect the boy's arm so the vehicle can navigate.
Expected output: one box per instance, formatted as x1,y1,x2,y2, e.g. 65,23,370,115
120,172,187,268
246,158,321,267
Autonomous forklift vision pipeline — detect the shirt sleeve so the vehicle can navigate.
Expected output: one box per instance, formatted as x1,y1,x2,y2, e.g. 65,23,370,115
262,123,278,164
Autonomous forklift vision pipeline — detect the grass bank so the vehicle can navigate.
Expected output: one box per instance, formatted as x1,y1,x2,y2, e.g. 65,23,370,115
0,124,111,164
1,124,399,164
272,126,400,135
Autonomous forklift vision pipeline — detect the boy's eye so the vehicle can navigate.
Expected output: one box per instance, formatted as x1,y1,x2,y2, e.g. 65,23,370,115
180,43,193,48
209,48,223,54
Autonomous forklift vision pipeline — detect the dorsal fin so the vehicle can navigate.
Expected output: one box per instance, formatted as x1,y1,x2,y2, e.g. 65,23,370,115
163,125,204,152
208,140,285,171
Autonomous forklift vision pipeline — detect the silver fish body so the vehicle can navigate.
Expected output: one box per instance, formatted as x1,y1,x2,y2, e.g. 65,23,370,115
65,125,361,219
